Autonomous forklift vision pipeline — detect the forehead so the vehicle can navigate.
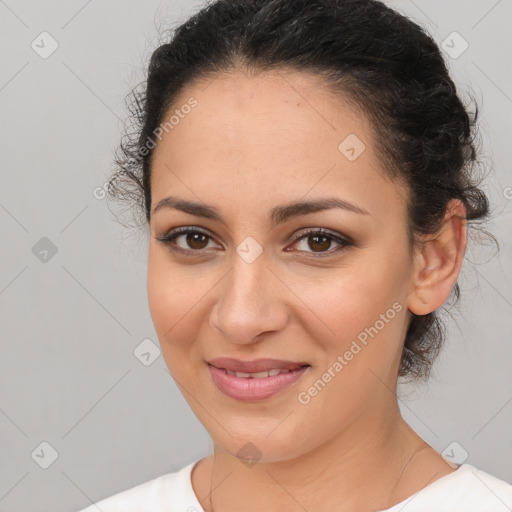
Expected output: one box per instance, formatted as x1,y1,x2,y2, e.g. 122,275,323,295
165,68,371,147
150,68,406,222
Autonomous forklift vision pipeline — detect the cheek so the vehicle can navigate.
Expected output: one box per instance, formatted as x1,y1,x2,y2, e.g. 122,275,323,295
295,257,408,357
147,253,171,330
147,264,193,378
147,245,198,321
146,250,192,344
147,249,213,365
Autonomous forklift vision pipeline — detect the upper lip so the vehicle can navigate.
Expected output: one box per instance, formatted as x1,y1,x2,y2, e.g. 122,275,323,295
207,358,310,373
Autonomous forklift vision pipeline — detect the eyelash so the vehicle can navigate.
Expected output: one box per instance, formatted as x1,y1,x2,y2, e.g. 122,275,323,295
155,226,355,258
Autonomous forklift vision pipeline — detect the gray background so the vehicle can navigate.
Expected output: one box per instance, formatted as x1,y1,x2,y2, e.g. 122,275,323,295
0,1,511,511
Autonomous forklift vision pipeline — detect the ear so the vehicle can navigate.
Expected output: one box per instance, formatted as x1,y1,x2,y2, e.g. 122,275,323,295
407,199,467,315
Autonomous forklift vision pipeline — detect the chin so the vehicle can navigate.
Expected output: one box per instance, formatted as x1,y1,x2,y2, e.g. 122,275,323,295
208,424,312,465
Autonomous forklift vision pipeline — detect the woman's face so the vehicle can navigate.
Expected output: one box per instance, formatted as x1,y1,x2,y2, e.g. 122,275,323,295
147,69,418,462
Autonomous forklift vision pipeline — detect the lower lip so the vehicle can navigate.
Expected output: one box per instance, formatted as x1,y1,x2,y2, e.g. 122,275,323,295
207,364,310,401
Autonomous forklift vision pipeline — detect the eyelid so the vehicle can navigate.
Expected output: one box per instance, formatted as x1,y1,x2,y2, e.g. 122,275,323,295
290,227,353,244
155,226,222,253
286,227,355,256
156,225,354,257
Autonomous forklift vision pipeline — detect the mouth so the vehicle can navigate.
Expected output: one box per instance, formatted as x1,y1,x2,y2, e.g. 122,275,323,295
206,357,310,374
206,358,311,401
221,367,302,378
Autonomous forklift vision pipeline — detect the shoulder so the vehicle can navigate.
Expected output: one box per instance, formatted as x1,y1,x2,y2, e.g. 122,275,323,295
76,459,203,512
383,463,512,512
454,464,512,509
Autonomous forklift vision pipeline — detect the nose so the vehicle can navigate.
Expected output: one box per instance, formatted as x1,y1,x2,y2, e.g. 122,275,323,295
209,251,289,345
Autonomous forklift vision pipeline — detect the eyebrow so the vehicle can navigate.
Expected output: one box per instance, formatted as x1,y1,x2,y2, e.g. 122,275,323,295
152,195,370,225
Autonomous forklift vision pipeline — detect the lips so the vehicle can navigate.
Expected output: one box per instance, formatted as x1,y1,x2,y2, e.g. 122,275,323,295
207,357,309,373
207,361,311,401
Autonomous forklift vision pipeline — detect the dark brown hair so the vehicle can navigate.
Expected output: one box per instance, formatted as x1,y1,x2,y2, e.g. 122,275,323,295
108,0,492,382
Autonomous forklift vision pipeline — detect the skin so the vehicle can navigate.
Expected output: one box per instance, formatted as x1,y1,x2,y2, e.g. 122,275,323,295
147,68,467,512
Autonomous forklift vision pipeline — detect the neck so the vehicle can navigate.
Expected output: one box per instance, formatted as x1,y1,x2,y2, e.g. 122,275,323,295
195,400,433,512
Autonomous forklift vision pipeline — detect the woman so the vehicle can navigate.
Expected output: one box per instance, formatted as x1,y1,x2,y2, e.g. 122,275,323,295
79,0,512,510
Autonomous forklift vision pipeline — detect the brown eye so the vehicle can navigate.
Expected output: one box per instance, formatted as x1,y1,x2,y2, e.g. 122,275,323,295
184,232,209,250
305,234,332,252
156,227,220,255
288,228,354,256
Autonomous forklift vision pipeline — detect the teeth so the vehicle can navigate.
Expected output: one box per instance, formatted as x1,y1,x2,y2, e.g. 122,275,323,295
225,368,291,378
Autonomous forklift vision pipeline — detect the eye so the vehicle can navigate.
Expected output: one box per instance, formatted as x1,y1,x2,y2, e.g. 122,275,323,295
156,226,221,256
156,226,354,258
286,228,354,257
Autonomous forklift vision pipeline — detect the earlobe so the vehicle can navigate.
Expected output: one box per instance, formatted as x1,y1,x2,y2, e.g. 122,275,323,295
407,199,467,315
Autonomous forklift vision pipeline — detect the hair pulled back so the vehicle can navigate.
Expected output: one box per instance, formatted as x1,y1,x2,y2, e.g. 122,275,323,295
109,0,490,382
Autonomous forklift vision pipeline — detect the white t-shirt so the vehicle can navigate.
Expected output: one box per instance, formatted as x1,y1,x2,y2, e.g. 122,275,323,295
77,459,512,512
